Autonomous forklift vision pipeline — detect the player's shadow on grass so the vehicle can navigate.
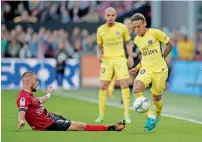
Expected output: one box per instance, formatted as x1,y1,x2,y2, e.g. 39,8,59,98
11,129,33,132
123,131,156,135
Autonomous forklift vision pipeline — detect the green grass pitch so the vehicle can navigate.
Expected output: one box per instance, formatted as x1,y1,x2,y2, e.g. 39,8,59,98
1,89,202,142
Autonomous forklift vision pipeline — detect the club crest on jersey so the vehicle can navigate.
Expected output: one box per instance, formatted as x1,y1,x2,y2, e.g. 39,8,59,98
20,97,26,107
116,31,120,35
148,40,152,44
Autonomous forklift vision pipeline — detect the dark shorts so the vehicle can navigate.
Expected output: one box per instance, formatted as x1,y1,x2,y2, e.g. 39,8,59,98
45,114,72,131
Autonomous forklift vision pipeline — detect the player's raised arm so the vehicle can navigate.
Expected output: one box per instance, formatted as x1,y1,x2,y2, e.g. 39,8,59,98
37,87,54,104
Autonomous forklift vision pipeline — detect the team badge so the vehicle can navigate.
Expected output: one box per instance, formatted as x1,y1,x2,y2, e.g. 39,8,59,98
116,31,120,35
20,97,26,107
148,40,152,44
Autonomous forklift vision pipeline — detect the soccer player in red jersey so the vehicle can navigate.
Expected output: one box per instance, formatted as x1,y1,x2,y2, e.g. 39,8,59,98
17,71,125,131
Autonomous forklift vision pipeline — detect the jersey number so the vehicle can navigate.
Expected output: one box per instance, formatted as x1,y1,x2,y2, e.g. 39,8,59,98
140,69,146,74
101,68,105,73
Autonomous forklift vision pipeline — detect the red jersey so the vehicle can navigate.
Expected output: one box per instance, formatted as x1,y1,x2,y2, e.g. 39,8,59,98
16,90,54,131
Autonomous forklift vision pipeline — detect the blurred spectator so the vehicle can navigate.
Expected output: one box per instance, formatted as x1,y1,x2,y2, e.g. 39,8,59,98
44,36,57,58
14,10,38,23
68,1,90,22
14,3,25,17
29,33,38,58
61,10,71,23
55,40,70,87
2,3,14,21
1,24,9,57
70,27,81,45
25,27,34,42
195,32,202,57
194,51,202,60
82,6,100,22
82,33,97,53
73,38,82,58
177,34,195,60
43,3,59,21
15,25,23,35
7,38,21,58
28,1,44,18
19,42,32,58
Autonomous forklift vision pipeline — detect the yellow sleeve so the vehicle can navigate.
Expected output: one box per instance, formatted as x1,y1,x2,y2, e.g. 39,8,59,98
97,28,103,45
123,25,131,41
155,29,170,45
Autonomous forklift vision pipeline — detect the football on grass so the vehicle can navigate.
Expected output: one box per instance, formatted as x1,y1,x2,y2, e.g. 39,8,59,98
133,96,150,113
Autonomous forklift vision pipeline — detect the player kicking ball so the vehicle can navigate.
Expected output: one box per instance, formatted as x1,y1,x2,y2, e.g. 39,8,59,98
129,13,174,131
17,71,125,131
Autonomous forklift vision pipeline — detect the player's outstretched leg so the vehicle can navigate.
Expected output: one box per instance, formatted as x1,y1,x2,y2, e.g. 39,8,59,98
68,120,126,131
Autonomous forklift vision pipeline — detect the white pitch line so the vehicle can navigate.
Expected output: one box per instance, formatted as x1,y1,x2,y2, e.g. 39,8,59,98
55,93,202,125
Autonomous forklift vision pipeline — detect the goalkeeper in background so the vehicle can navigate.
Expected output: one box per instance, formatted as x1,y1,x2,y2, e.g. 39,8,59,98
129,13,174,131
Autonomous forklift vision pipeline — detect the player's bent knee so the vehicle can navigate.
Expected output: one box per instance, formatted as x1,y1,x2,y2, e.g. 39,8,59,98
133,80,145,93
119,79,128,88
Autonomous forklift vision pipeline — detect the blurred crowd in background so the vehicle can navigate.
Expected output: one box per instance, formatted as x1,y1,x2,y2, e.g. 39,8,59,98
1,1,147,23
1,1,202,63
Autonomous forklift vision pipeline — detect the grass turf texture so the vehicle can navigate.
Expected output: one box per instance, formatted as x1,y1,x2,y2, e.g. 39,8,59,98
2,89,202,142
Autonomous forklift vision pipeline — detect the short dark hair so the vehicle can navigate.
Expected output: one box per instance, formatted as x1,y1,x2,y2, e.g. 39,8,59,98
22,71,35,79
131,13,146,22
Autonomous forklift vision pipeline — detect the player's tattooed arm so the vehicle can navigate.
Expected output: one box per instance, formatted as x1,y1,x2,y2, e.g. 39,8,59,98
163,40,174,59
125,40,134,68
97,44,103,63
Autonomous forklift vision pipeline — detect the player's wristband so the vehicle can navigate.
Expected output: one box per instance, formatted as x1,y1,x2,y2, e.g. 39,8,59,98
136,63,142,70
46,93,51,98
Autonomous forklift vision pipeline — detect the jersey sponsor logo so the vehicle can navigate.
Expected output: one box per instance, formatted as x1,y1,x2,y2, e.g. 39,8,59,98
142,48,158,56
103,37,122,47
20,97,26,107
148,40,153,45
36,107,45,115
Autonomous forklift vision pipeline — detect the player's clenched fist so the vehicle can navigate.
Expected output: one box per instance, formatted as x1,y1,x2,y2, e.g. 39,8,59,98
47,87,54,94
129,68,139,75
